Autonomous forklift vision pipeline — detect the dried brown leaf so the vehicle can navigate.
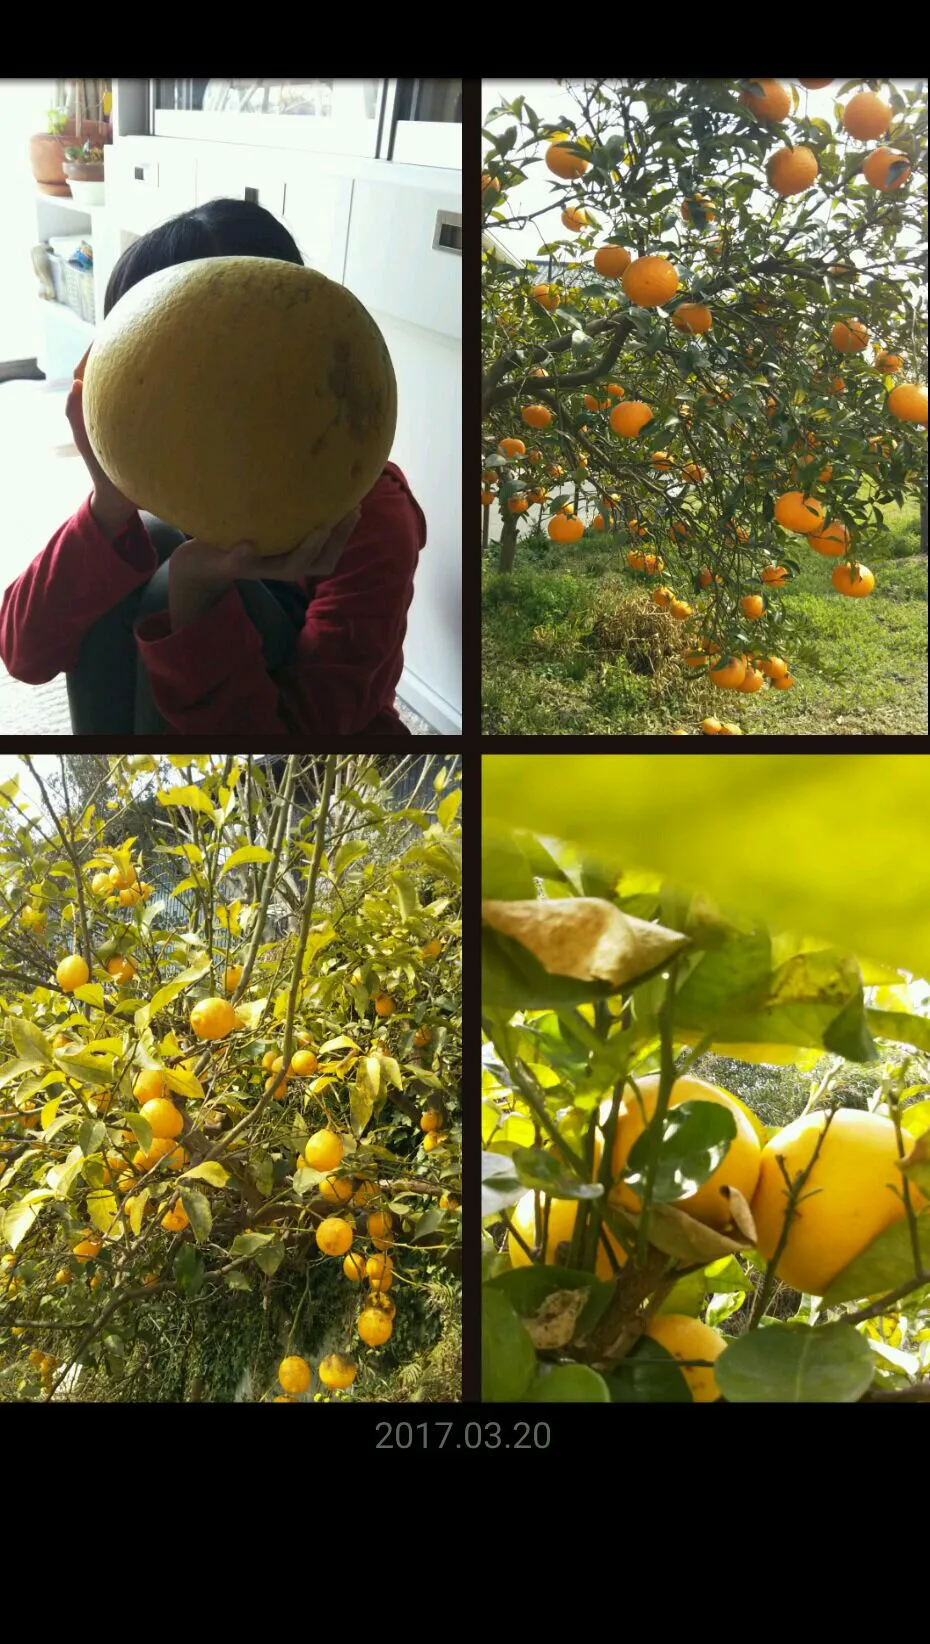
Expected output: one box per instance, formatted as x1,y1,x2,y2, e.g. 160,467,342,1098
525,1288,589,1350
635,1201,754,1264
481,897,689,986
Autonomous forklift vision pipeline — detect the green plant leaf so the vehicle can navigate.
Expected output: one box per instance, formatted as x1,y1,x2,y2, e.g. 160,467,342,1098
179,1187,212,1242
482,1151,525,1218
218,845,274,878
625,1099,737,1202
482,1286,537,1402
716,1321,875,1402
822,1213,930,1305
507,1145,603,1200
10,1019,51,1067
605,1338,692,1402
180,1161,229,1188
526,1364,611,1402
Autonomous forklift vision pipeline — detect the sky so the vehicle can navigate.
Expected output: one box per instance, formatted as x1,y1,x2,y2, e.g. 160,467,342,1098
482,78,923,263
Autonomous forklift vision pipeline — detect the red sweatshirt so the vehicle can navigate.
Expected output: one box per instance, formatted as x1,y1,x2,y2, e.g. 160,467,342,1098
0,461,426,735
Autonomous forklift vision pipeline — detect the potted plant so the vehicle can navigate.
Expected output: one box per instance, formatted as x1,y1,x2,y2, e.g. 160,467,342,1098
28,79,111,196
63,139,107,206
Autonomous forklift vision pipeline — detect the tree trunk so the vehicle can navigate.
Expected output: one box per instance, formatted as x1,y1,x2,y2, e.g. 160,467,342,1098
920,497,927,555
482,502,490,554
498,513,518,572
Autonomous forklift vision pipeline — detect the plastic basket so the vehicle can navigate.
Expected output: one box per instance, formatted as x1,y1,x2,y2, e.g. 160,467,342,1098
62,259,96,323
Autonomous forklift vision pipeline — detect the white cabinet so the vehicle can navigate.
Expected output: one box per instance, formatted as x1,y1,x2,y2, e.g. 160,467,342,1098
104,136,197,228
343,170,461,340
281,164,354,284
194,146,285,217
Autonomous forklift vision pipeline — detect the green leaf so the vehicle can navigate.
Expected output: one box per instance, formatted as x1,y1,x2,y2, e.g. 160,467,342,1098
625,1099,737,1202
716,1321,875,1403
331,841,368,878
509,1146,604,1201
157,784,215,816
482,1287,537,1403
225,1271,251,1291
527,1364,611,1402
230,1231,274,1257
10,1019,52,1067
137,955,212,1029
85,1189,118,1233
127,1187,150,1234
490,1265,606,1316
822,1213,930,1305
605,1338,692,1402
482,1151,525,1219
54,1052,114,1090
350,1074,375,1138
1,1193,50,1250
179,1187,212,1242
218,845,274,878
180,1160,230,1188
391,872,420,921
254,1240,285,1275
174,1242,204,1295
77,1119,107,1158
437,789,462,829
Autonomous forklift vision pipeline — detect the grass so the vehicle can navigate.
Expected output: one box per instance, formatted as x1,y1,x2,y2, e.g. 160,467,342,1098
483,497,927,737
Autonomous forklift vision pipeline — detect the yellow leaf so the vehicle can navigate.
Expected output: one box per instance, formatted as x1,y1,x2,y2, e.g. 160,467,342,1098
86,1189,118,1233
157,784,215,816
218,845,274,878
482,897,690,986
180,1161,230,1188
319,1036,360,1054
165,1066,204,1102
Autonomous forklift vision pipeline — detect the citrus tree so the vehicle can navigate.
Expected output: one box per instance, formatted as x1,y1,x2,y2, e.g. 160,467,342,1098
482,77,928,714
482,754,930,1403
0,753,462,1403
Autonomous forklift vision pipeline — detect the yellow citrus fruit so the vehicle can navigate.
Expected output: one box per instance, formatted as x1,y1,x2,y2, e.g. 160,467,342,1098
751,1108,923,1294
842,90,891,141
190,997,239,1040
421,939,443,958
133,1069,167,1104
304,1129,344,1172
366,1254,394,1292
139,1098,184,1140
799,78,833,89
521,403,553,429
561,205,589,232
73,1239,101,1262
831,560,874,597
420,1109,444,1132
807,520,849,556
161,1201,189,1232
413,1027,431,1049
319,1174,354,1205
498,437,525,459
352,1179,379,1207
367,1210,393,1242
621,255,679,308
422,1131,447,1153
830,318,868,353
91,871,111,895
357,1307,393,1347
680,194,716,226
133,1136,188,1173
55,1267,72,1284
273,1395,296,1402
774,491,825,534
223,965,243,994
261,1050,278,1071
316,1216,354,1257
56,955,89,993
758,655,790,679
644,1315,726,1402
608,1073,761,1230
766,145,819,195
672,303,713,335
278,1355,311,1395
709,655,747,690
545,141,589,180
761,564,790,585
740,78,791,122
288,1049,318,1077
374,993,395,1017
531,283,560,310
874,351,903,373
610,400,654,437
106,956,136,986
887,383,928,424
439,1193,461,1212
740,594,765,621
319,1353,357,1390
593,244,632,277
108,863,137,889
343,1250,367,1281
508,1189,627,1278
651,451,673,470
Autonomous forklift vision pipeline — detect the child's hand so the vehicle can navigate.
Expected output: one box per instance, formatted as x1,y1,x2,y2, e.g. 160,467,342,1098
68,348,137,537
167,509,362,633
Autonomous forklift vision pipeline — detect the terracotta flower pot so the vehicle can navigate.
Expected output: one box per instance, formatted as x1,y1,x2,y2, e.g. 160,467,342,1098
63,161,105,182
29,133,70,195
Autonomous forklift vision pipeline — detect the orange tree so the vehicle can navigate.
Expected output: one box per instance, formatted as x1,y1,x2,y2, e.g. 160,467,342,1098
482,78,927,704
0,753,461,1403
482,754,930,1403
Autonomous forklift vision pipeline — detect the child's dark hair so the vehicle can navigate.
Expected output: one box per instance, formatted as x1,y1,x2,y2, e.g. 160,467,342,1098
103,197,304,317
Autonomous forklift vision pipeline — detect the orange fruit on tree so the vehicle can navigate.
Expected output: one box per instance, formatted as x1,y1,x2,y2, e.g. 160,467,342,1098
651,451,673,470
669,598,692,621
681,463,705,484
873,351,902,373
842,90,891,141
807,520,849,556
766,145,819,196
709,655,748,690
56,955,89,993
498,437,525,459
645,1315,726,1403
161,1201,189,1233
521,403,552,429
774,491,825,533
549,514,584,543
606,382,625,398
735,666,765,693
627,549,645,570
831,560,874,597
887,383,928,423
190,997,239,1040
316,1216,354,1257
545,141,589,180
319,1353,357,1390
366,1254,394,1292
507,496,529,514
352,1179,379,1207
480,490,494,506
412,1027,431,1050
304,1129,344,1172
290,1049,318,1076
680,194,716,226
761,564,789,585
610,399,653,437
830,377,846,394
739,594,764,620
140,1098,183,1140
109,863,137,889
278,1355,311,1395
133,1136,188,1173
223,965,243,994
583,393,606,412
642,554,664,575
652,586,674,608
593,245,632,277
608,1073,762,1229
508,1189,627,1278
421,938,443,958
758,655,789,679
621,255,679,308
862,147,911,190
799,79,833,89
106,956,136,985
561,205,588,232
531,284,560,310
770,672,795,689
358,1307,393,1347
751,1108,923,1295
367,1209,393,1244
481,172,500,194
701,717,723,734
319,1174,354,1205
91,871,111,896
740,79,792,121
73,1239,101,1262
830,318,868,353
672,303,712,335
374,993,395,1017
343,1250,367,1281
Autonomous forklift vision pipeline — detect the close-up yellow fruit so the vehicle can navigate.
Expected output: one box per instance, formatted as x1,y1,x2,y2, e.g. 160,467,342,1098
133,1136,188,1173
316,1216,354,1257
289,1049,318,1076
161,1201,189,1233
545,140,589,180
831,561,875,597
278,1355,311,1395
133,1068,167,1104
190,997,239,1040
593,244,632,278
56,954,89,993
739,78,791,122
751,1109,923,1295
357,1307,393,1347
609,399,654,437
672,303,713,335
887,383,928,424
106,955,136,985
319,1174,354,1205
508,1189,627,1278
140,1098,184,1140
774,491,826,534
343,1250,367,1281
608,1074,762,1230
223,965,243,994
366,1254,394,1292
644,1315,726,1402
767,145,819,196
422,1131,448,1152
842,90,891,141
73,1238,101,1262
807,520,849,557
374,993,395,1017
830,318,869,354
319,1353,357,1390
420,1108,444,1132
304,1129,344,1172
621,255,679,309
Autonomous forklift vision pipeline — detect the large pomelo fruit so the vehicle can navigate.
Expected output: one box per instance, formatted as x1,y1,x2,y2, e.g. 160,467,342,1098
82,256,397,554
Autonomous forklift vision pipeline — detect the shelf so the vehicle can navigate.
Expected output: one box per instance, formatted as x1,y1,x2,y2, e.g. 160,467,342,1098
41,298,94,334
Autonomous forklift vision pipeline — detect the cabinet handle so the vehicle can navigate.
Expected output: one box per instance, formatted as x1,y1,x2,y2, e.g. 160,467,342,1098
244,186,259,204
433,210,462,255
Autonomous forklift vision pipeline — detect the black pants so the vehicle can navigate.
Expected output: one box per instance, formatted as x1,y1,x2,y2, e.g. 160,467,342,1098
66,515,301,733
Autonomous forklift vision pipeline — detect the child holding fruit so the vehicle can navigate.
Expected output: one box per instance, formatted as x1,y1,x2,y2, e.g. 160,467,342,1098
0,198,426,734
